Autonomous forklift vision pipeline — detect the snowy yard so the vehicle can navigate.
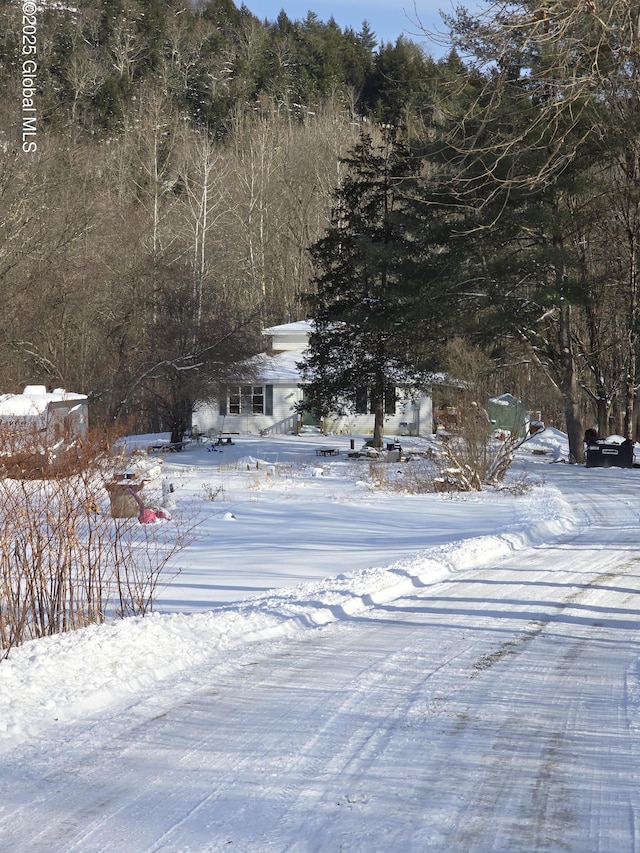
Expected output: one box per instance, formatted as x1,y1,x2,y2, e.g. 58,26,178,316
1,428,640,852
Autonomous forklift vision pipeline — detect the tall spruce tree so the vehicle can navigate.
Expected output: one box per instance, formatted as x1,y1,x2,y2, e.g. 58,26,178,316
299,131,429,448
435,0,640,458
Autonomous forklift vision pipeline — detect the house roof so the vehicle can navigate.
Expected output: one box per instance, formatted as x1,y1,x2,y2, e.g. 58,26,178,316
262,320,313,336
0,386,87,418
262,320,313,354
251,351,305,383
488,393,523,409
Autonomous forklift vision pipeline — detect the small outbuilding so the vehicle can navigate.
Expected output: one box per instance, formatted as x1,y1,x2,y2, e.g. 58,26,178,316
0,385,88,465
488,393,527,438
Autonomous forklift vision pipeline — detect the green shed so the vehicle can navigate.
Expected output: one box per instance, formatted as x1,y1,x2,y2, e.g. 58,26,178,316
488,393,526,437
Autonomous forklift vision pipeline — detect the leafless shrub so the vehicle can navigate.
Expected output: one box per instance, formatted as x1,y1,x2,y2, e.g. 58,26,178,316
0,428,194,658
367,461,388,489
202,482,225,502
433,451,483,492
359,456,441,494
493,472,540,496
390,458,443,493
345,422,531,494
431,394,535,492
110,518,192,618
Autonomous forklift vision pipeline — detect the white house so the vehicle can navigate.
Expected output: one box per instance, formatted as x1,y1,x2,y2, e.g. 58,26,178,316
193,321,432,437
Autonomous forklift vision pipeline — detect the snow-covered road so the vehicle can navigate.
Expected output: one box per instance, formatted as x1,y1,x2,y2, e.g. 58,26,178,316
2,460,640,851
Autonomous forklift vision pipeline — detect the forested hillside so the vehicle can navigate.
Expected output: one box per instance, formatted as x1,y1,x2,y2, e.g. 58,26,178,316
0,0,451,435
2,0,640,458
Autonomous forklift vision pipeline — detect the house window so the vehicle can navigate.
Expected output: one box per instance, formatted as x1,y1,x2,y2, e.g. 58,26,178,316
226,385,273,416
355,387,368,414
354,386,397,415
385,386,397,415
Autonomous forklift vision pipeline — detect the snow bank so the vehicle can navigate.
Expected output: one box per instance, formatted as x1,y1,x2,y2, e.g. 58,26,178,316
0,481,577,753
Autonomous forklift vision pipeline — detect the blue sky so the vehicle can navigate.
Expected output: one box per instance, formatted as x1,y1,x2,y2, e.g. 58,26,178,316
244,1,455,48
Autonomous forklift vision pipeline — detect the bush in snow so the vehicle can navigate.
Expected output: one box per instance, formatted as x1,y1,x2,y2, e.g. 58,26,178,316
0,433,193,658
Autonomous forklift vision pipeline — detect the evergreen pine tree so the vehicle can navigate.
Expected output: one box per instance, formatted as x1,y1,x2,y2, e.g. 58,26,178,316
300,131,427,448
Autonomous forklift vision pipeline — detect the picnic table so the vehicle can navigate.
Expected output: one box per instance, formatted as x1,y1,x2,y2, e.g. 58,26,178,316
216,434,236,446
150,441,184,453
316,448,339,457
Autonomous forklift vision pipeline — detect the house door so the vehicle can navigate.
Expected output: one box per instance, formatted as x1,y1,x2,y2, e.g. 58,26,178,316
301,391,321,427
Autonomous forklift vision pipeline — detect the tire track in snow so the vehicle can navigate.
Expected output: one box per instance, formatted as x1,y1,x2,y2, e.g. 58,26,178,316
4,465,640,851
428,550,640,853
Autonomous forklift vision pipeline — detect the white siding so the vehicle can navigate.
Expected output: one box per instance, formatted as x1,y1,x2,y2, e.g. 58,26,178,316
194,386,432,437
193,322,433,437
194,383,304,436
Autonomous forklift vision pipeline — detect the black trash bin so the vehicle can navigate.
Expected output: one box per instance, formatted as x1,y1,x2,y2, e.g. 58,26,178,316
586,442,634,469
